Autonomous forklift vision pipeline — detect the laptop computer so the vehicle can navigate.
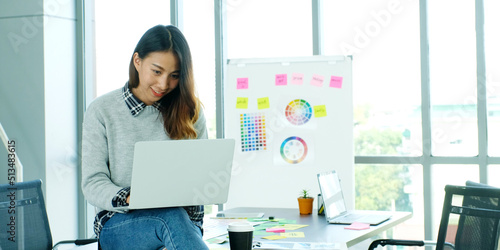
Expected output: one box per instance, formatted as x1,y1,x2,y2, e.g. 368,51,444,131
128,139,235,210
317,170,391,225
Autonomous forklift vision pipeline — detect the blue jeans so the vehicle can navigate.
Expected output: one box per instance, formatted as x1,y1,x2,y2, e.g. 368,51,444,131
99,207,208,250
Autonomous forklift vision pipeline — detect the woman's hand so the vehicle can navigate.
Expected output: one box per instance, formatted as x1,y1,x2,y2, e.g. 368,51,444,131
126,195,130,204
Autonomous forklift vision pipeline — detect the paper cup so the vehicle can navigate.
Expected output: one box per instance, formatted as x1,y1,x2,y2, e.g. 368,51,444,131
227,222,253,250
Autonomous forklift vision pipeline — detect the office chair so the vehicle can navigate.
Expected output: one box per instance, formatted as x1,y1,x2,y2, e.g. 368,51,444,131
368,181,500,250
0,179,97,250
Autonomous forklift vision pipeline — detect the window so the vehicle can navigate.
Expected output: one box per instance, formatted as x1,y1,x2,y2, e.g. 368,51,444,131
485,0,500,156
325,0,492,242
227,0,312,58
324,0,422,240
324,0,422,157
428,0,478,157
183,0,217,139
355,164,424,240
94,0,170,97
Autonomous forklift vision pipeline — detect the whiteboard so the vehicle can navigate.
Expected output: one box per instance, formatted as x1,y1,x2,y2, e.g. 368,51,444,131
224,56,354,210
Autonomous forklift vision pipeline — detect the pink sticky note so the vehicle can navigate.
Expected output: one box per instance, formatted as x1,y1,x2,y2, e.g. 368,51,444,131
310,74,324,87
330,76,343,88
344,222,370,230
237,78,249,89
266,228,286,233
291,73,304,85
275,74,287,86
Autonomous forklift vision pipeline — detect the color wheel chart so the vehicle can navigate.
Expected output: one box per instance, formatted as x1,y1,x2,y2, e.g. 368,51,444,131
285,99,313,125
240,113,267,152
280,136,308,164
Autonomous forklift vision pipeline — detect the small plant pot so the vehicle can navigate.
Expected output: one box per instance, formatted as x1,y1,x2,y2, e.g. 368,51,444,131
297,197,314,215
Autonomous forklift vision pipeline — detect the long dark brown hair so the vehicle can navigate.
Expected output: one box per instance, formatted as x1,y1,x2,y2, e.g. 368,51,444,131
128,25,199,139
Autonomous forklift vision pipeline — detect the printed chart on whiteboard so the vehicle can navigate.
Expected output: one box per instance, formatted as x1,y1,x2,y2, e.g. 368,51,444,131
240,113,267,152
285,99,313,126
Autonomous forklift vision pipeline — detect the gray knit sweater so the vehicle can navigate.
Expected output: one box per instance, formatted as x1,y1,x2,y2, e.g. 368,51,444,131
81,88,207,214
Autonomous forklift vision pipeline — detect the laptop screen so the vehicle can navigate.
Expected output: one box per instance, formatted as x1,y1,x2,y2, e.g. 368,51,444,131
317,171,347,219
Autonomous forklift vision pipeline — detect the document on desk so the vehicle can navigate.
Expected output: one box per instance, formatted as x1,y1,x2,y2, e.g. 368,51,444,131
216,212,265,218
254,241,342,249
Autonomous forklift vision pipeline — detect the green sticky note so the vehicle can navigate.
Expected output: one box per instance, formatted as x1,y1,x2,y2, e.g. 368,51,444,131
257,97,270,109
236,97,248,109
254,231,275,236
276,220,296,224
254,225,271,231
314,105,327,117
247,218,269,222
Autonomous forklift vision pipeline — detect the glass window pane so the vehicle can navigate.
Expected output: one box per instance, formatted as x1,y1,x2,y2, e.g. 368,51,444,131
487,165,500,187
428,1,478,156
94,1,170,97
227,0,312,58
430,165,479,239
355,164,424,240
183,0,216,139
323,1,422,156
485,0,500,156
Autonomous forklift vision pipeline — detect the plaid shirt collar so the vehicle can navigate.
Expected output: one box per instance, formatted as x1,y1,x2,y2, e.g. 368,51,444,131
122,82,161,116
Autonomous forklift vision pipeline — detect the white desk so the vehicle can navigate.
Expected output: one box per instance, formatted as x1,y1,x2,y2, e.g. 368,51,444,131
205,207,412,249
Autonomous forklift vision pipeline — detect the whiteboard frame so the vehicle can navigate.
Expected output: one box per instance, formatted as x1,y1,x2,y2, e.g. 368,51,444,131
223,55,354,210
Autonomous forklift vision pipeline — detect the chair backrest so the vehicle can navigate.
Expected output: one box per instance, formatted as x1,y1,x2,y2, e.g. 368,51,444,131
436,183,500,250
0,179,52,250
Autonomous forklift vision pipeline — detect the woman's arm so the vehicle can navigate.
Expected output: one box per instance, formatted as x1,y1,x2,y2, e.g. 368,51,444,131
81,102,129,212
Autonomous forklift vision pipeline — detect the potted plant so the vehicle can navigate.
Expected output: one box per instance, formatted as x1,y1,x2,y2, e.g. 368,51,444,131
297,189,314,215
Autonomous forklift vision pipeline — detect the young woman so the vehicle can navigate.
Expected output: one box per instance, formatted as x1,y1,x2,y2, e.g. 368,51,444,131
81,25,209,249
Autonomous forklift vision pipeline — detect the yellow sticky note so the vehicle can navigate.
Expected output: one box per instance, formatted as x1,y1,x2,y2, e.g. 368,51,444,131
279,224,309,230
236,97,248,109
280,232,305,238
262,235,287,240
314,105,327,117
257,97,270,109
